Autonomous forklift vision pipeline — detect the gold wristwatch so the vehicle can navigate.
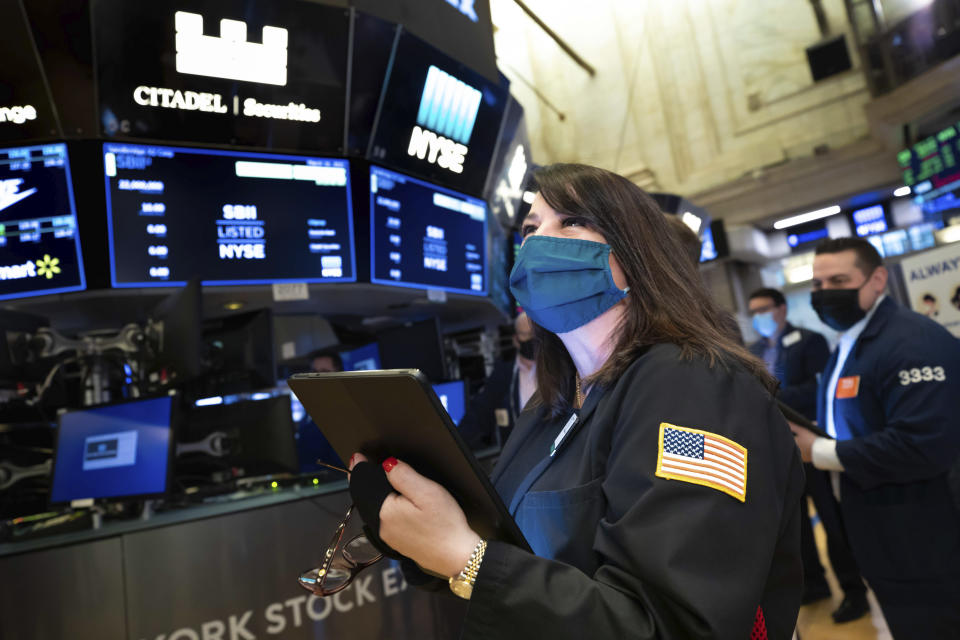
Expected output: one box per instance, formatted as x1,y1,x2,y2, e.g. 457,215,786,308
449,539,487,599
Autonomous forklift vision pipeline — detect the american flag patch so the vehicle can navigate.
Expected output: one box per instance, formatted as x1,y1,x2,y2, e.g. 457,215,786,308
655,423,747,502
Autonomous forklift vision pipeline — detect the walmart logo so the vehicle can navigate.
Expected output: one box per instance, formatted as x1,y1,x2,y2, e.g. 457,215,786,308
416,66,481,145
0,254,60,282
37,254,61,279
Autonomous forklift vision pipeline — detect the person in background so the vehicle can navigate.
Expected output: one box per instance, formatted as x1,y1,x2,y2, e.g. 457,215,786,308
342,163,805,638
789,237,960,638
747,287,868,623
457,312,537,449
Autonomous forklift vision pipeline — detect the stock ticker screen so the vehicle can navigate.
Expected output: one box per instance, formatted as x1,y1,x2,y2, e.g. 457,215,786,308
103,143,356,286
0,143,86,300
370,165,486,295
898,122,960,202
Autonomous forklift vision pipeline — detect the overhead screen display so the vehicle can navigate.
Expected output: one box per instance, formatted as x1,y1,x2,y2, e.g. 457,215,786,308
368,31,508,196
0,143,86,300
92,0,349,151
104,143,355,287
898,121,960,202
370,165,486,295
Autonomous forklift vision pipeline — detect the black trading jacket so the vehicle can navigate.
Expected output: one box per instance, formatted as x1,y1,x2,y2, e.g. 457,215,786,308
460,343,804,640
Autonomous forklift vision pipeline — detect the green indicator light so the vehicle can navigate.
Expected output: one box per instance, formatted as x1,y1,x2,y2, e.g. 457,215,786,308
313,478,319,485
271,481,278,489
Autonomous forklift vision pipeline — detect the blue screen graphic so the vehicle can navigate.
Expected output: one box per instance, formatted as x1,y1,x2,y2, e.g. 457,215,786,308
0,143,86,300
851,204,888,237
432,380,466,424
370,165,487,295
50,396,173,502
340,343,382,371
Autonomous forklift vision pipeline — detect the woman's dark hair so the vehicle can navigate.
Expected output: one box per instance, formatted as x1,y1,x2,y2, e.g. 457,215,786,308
528,163,776,416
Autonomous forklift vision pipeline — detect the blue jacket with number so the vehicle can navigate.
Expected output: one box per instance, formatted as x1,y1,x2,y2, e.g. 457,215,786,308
815,295,960,617
817,296,960,490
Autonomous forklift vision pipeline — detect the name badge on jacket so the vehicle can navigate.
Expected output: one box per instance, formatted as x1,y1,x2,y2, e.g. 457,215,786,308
836,376,860,399
782,330,801,348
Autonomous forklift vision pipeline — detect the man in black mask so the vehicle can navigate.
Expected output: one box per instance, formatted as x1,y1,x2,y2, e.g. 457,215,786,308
457,312,537,450
788,237,960,638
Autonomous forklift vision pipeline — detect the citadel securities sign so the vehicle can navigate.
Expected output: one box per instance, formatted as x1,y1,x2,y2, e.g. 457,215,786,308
900,242,960,337
93,0,349,151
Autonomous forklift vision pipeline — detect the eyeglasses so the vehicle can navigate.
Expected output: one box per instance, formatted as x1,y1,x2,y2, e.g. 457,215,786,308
297,462,384,596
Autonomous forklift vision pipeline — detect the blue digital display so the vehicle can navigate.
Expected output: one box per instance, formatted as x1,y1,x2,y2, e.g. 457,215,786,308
370,165,487,295
432,380,466,424
0,143,86,300
340,343,381,371
851,204,888,237
103,143,356,287
50,396,173,503
699,225,717,262
787,228,829,247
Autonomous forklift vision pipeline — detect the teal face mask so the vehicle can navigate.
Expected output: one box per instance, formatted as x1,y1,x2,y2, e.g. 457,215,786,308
752,311,779,338
509,235,629,334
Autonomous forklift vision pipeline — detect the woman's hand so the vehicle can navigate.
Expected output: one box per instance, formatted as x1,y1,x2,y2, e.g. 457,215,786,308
349,453,481,578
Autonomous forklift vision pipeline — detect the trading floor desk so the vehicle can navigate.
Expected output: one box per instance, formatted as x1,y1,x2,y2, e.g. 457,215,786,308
0,481,468,639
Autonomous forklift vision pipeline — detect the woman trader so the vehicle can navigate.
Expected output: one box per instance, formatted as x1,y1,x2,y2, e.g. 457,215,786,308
350,164,805,639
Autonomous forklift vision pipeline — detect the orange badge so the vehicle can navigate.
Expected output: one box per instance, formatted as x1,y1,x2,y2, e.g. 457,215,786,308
836,376,860,399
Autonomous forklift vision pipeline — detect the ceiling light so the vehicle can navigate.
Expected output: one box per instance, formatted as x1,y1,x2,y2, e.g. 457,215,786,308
893,186,911,197
773,205,841,230
224,301,245,311
681,211,702,233
522,191,536,204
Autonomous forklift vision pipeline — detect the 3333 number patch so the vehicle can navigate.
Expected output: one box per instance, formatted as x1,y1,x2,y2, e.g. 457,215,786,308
897,366,945,386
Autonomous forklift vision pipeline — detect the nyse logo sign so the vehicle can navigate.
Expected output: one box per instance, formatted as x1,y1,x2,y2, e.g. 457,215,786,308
406,66,482,174
0,105,37,125
175,11,288,86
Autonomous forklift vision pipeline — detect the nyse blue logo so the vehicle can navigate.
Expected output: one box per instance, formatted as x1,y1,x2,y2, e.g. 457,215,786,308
416,66,482,145
444,0,478,23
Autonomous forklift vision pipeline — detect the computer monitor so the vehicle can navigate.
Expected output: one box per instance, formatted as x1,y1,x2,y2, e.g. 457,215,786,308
179,395,297,476
370,165,487,295
49,395,175,504
0,143,86,300
340,343,381,371
376,317,447,381
103,143,356,286
149,278,202,381
432,380,467,424
202,308,275,394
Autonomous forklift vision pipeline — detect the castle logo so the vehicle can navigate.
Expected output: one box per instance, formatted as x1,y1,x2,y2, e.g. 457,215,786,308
175,11,288,86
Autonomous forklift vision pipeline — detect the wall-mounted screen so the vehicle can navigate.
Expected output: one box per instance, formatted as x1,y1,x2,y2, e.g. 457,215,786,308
50,395,174,503
104,143,355,287
367,31,508,195
699,219,728,262
0,143,86,300
340,343,381,371
898,121,960,203
370,165,486,295
92,0,349,152
786,221,829,250
850,204,888,237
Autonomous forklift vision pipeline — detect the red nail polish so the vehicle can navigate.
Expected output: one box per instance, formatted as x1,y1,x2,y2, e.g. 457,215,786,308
382,457,398,473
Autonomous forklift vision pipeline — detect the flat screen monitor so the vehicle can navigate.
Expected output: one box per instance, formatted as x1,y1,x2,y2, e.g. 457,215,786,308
367,31,508,195
370,165,487,295
376,317,447,382
432,379,466,424
908,223,937,251
180,395,297,475
0,143,86,300
699,219,728,262
897,122,960,203
340,343,381,371
92,0,349,151
50,395,174,503
850,204,888,237
202,308,275,394
103,143,356,286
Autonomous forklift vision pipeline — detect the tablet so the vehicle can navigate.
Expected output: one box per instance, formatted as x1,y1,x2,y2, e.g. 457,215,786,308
288,369,530,550
776,399,832,439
